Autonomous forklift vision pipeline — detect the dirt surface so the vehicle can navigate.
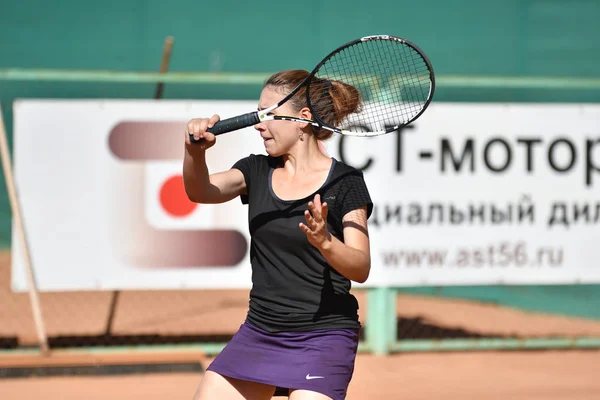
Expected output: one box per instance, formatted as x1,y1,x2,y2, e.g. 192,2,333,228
1,250,600,399
1,351,599,400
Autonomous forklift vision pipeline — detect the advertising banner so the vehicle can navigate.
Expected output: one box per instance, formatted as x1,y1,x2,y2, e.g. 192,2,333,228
11,100,600,290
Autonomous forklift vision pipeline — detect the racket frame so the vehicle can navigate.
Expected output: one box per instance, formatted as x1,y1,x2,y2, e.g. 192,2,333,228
191,34,435,140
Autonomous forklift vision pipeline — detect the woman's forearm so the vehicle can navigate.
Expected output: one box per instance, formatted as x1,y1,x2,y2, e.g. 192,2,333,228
182,147,209,203
318,235,370,283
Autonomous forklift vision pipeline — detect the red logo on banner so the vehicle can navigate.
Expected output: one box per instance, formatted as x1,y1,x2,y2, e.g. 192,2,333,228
159,175,198,217
107,121,248,268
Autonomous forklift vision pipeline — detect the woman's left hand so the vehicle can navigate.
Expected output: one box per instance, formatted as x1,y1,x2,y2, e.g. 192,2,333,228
299,194,332,250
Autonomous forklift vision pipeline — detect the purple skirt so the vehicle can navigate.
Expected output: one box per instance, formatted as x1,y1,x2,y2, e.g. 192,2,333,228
207,321,359,400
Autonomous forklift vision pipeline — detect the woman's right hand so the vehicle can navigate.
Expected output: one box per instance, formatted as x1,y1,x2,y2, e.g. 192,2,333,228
185,114,220,151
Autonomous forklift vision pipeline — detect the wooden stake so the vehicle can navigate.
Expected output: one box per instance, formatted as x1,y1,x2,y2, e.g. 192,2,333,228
0,104,49,354
154,36,174,99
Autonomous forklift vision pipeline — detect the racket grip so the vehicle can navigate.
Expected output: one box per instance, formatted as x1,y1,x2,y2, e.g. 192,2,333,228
189,112,260,143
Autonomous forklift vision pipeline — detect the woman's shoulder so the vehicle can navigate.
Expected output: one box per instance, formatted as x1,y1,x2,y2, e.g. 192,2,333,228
331,158,365,178
235,153,281,168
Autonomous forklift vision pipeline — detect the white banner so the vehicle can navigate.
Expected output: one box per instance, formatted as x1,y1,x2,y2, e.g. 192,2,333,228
11,100,600,291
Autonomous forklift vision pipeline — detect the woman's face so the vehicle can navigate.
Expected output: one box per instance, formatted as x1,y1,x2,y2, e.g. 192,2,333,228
254,86,303,156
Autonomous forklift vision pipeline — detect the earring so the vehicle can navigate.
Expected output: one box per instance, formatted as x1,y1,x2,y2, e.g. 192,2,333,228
299,132,304,141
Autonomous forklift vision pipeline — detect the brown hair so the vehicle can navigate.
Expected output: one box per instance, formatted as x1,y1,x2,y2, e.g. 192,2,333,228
264,70,361,141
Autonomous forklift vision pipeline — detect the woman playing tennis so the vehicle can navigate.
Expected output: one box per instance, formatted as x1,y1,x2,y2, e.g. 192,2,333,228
184,70,373,400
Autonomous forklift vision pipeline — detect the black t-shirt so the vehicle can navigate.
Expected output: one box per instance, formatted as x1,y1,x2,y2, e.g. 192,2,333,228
232,154,373,332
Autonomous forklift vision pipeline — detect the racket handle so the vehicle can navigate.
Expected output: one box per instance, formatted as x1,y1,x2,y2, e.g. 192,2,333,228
189,112,260,143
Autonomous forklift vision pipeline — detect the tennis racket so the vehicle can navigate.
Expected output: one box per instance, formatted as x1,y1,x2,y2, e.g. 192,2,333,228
190,34,435,141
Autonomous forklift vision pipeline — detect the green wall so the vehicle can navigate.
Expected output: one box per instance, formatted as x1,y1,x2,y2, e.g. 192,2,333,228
3,0,600,75
1,0,599,319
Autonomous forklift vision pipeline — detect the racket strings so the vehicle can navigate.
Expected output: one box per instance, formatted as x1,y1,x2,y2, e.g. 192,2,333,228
312,38,432,133
400,45,430,115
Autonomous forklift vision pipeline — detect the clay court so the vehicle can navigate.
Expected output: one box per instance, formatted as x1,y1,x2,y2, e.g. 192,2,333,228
1,251,599,399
